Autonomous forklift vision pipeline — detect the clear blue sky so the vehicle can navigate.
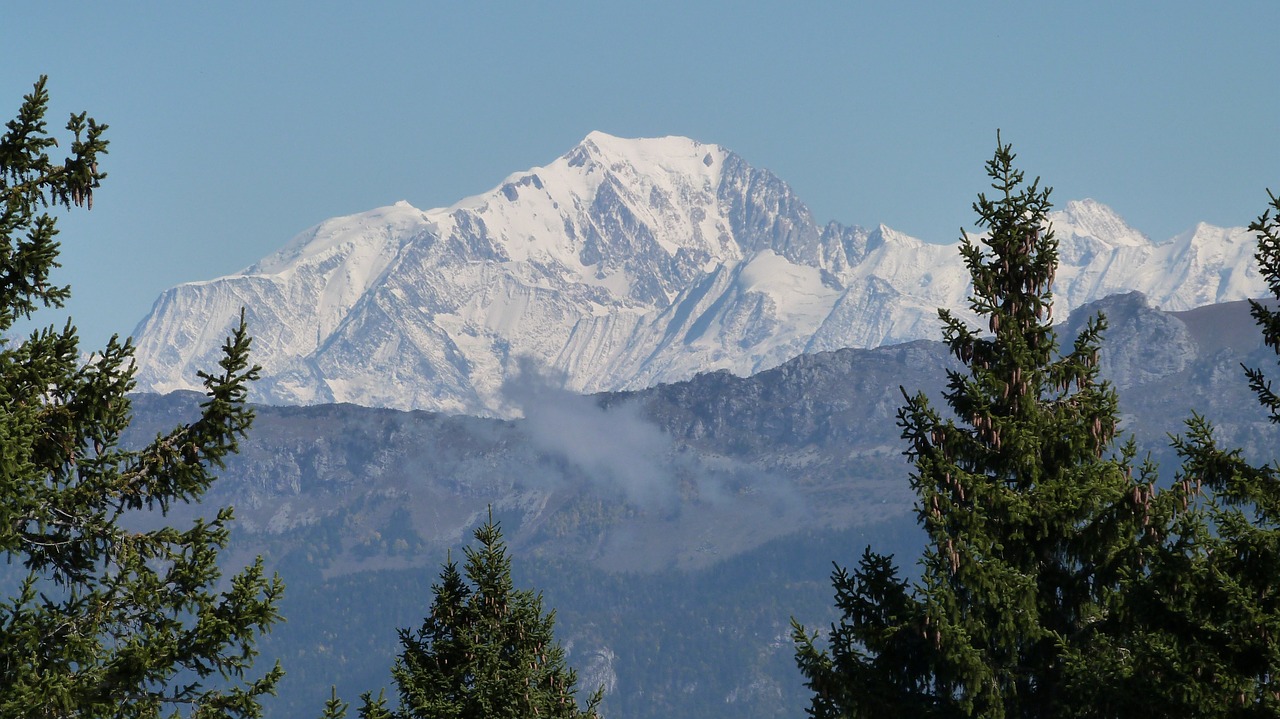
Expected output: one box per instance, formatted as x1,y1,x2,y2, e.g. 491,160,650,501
5,2,1279,348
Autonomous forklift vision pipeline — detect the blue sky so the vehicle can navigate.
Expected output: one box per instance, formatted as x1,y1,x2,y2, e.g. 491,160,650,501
4,2,1279,348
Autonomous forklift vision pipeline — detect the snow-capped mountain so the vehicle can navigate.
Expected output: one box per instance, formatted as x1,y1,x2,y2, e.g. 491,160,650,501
130,132,1267,415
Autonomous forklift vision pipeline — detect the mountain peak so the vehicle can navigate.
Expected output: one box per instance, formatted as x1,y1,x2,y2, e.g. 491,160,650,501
568,132,726,175
1055,199,1151,247
128,135,1268,415
247,200,429,277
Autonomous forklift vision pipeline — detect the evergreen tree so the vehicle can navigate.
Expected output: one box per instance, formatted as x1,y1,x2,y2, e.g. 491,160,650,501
333,512,600,719
1246,189,1280,421
1088,191,1280,715
354,691,392,719
794,137,1150,718
320,688,350,719
0,77,283,717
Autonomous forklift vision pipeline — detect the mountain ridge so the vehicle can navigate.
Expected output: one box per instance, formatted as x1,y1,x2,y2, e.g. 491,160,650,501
130,133,1268,415
125,292,1278,718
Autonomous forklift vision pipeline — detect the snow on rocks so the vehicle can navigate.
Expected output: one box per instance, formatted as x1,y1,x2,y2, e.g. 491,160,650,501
130,133,1268,416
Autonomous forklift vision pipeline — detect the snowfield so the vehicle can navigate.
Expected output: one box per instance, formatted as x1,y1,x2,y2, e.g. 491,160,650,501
130,133,1268,415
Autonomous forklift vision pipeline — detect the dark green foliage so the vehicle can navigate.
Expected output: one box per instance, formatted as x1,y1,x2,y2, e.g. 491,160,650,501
355,691,393,719
796,141,1280,717
1246,190,1280,422
794,137,1150,717
331,514,600,719
1104,418,1280,716
0,78,282,718
320,687,392,719
1100,192,1280,715
392,515,601,718
319,688,349,719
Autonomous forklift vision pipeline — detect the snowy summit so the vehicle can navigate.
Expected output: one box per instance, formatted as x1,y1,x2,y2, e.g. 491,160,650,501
130,133,1267,415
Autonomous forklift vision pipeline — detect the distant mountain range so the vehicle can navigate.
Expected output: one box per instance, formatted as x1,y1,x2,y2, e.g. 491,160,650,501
130,132,1267,415
124,293,1279,718
129,292,1280,573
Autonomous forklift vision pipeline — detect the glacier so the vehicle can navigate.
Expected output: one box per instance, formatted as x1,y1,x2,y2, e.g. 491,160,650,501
129,132,1267,415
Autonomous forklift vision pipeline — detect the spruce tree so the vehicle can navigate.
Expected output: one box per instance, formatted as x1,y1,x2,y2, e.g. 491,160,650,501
333,512,600,719
319,688,350,719
354,692,393,719
0,77,283,717
1088,191,1280,716
794,136,1149,718
1246,189,1280,421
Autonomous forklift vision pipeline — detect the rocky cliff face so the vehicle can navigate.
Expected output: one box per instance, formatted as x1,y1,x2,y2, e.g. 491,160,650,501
128,292,1278,575
129,134,1268,416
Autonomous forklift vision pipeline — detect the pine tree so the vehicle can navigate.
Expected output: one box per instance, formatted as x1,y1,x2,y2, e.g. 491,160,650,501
0,77,283,717
794,136,1150,718
332,512,600,719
